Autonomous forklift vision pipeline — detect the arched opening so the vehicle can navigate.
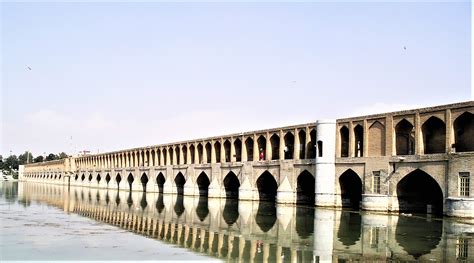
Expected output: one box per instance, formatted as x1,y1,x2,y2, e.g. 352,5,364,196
189,145,195,164
284,132,294,159
339,169,362,209
298,130,306,159
354,125,364,157
454,112,474,152
205,143,212,163
234,138,242,162
156,172,165,193
396,119,415,155
88,174,92,182
116,173,121,189
223,172,240,199
175,146,180,165
150,150,156,166
395,216,442,260
174,172,185,195
296,170,315,205
96,174,101,183
196,172,210,197
214,141,221,163
422,117,446,154
197,144,203,164
145,151,150,166
162,148,168,166
140,173,149,192
58,174,61,180
245,137,253,161
127,173,134,191
257,135,266,160
340,126,349,157
182,145,187,164
169,147,174,165
105,173,111,185
396,169,443,214
54,174,57,179
75,174,79,181
256,171,278,201
337,211,361,246
317,140,323,157
308,129,316,158
224,140,231,162
368,121,385,157
270,134,280,160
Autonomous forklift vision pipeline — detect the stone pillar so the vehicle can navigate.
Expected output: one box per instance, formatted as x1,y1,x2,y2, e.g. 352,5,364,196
279,130,285,160
186,144,191,165
363,119,369,157
241,135,247,162
314,120,336,207
415,112,422,155
166,148,171,166
194,144,199,164
446,109,453,153
139,151,143,167
211,140,216,163
202,142,208,164
266,132,271,160
294,128,300,160
179,145,184,165
230,138,236,162
349,122,355,157
220,139,226,163
305,126,311,159
253,134,259,161
134,151,139,167
159,148,164,166
172,147,177,165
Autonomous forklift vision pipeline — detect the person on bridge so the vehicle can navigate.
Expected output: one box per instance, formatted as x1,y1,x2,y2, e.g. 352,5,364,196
259,148,264,161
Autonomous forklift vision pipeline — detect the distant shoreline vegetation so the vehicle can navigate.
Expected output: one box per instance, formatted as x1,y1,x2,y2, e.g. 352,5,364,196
0,152,68,178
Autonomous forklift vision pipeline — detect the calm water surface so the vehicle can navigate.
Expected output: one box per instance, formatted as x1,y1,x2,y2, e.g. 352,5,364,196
1,182,473,262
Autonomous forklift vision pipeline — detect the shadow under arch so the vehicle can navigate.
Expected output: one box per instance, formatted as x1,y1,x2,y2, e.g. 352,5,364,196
140,192,147,210
156,193,165,214
396,169,443,214
223,171,240,199
256,171,278,202
395,216,442,260
196,195,209,221
156,172,165,193
295,205,315,239
196,172,210,197
296,170,315,206
255,201,277,232
174,194,184,217
337,211,361,247
175,172,185,195
339,169,362,209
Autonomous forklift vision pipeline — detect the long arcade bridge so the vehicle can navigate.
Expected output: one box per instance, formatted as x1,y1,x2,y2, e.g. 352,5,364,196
20,101,474,218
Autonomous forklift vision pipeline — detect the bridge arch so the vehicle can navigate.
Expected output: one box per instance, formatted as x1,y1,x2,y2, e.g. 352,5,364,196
354,125,364,157
205,143,212,163
396,169,443,214
395,119,415,155
368,121,385,156
115,173,121,188
189,144,195,164
284,132,294,160
181,145,187,164
75,174,79,181
175,172,185,195
214,141,221,163
307,129,316,159
339,169,362,209
105,173,111,185
339,126,349,157
454,112,474,152
156,172,165,193
270,134,280,160
197,144,203,164
169,147,174,165
245,137,253,161
127,173,134,191
224,140,231,162
140,173,148,192
234,138,242,162
174,146,180,165
422,116,446,154
223,171,240,199
298,129,306,159
162,148,168,166
96,174,101,183
88,173,93,182
256,171,278,201
196,172,210,197
296,170,315,205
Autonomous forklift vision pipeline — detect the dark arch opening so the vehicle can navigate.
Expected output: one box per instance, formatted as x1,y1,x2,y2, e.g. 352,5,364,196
116,173,121,189
256,171,278,202
397,169,443,214
234,138,242,162
270,134,280,160
339,170,362,209
454,112,474,152
223,199,239,226
169,148,174,165
284,132,294,159
162,148,168,165
205,143,212,163
88,174,92,181
340,126,349,157
255,202,276,232
197,144,203,164
174,146,180,165
395,216,442,259
296,170,315,205
189,145,195,164
140,173,149,192
396,119,415,155
181,145,187,164
223,172,240,199
196,172,210,197
337,211,361,246
308,129,316,158
354,125,364,157
422,117,446,154
156,172,165,193
96,174,101,183
81,174,85,181
257,135,266,160
175,172,185,195
224,140,231,162
127,173,134,191
298,130,306,159
105,173,111,185
214,141,221,163
245,137,253,161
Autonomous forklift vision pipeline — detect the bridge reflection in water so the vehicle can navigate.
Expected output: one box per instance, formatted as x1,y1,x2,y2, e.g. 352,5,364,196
18,182,474,262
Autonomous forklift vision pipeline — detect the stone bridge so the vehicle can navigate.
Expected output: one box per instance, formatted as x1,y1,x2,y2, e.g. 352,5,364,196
21,101,474,217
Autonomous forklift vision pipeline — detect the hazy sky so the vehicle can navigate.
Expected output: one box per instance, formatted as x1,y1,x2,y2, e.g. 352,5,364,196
1,2,472,156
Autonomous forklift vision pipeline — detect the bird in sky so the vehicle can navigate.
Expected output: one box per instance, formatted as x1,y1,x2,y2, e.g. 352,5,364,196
27,66,31,70
403,46,407,50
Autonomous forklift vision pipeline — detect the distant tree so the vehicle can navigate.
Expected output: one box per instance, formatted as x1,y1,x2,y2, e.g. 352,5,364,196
34,156,44,163
58,152,68,159
45,153,58,161
4,155,19,171
18,151,34,165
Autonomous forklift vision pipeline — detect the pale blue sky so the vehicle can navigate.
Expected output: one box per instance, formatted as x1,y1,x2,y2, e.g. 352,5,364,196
1,2,471,156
